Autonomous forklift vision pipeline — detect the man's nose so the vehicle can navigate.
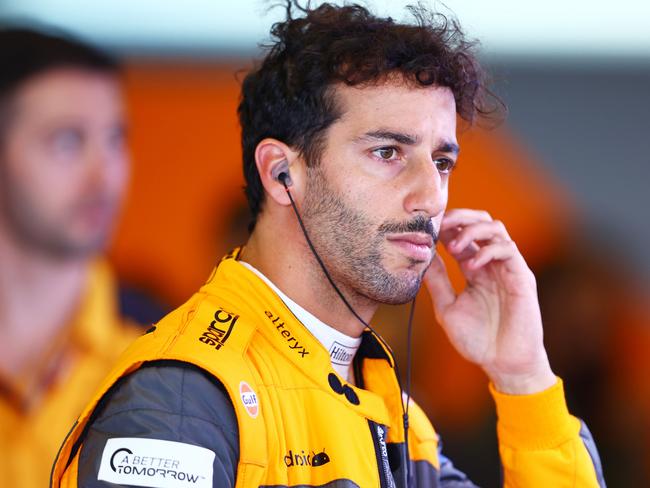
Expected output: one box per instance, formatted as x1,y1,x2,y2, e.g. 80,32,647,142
402,155,447,218
84,144,110,186
86,138,128,188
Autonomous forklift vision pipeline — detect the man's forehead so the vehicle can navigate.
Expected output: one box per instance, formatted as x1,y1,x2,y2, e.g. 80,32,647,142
16,68,118,96
11,69,124,124
330,82,458,146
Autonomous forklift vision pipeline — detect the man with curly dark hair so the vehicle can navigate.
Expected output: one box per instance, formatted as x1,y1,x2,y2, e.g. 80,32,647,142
52,2,605,487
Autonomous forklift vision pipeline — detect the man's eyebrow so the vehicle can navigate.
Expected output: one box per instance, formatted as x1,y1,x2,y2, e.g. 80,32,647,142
437,141,460,156
356,130,420,145
356,130,460,155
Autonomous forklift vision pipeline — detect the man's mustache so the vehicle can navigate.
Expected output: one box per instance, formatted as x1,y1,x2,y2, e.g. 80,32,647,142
377,216,438,244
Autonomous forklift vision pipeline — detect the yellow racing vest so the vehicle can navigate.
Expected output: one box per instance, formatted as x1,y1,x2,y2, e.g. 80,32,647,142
51,250,602,487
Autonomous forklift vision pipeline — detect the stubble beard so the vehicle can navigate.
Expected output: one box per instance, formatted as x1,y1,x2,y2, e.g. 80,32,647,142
301,166,433,305
0,174,113,260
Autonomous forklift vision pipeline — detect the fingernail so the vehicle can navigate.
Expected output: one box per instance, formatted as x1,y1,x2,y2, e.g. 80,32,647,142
450,239,458,248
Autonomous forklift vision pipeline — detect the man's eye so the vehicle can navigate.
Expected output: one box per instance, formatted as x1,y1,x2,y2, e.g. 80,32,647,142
435,158,455,174
372,147,399,161
52,129,83,153
108,125,126,152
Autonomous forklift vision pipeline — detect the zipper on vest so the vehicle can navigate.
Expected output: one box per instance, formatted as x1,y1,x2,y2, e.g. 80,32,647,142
368,420,396,488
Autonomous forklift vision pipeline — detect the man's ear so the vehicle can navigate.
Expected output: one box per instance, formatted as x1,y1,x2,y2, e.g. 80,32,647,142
255,138,300,206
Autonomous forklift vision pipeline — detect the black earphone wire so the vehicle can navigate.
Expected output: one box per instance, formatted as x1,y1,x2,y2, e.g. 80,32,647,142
280,173,415,485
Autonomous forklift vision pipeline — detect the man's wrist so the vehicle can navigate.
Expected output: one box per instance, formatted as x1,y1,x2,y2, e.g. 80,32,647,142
487,365,557,395
489,377,580,449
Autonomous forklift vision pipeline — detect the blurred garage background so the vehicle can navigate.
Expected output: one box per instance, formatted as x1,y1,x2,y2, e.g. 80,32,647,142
1,1,648,485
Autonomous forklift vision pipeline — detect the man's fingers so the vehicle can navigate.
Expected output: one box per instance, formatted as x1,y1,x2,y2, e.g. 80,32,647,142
445,239,480,262
446,220,511,255
441,208,493,229
424,254,456,313
465,240,523,270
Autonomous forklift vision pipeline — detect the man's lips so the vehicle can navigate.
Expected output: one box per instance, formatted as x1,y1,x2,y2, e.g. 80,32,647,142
386,233,434,261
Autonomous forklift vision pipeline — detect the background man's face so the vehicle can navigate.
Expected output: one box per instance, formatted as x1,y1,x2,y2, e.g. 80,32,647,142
0,68,128,259
301,81,457,304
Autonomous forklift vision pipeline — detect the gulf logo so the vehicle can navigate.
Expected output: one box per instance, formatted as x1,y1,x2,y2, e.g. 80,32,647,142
239,381,259,418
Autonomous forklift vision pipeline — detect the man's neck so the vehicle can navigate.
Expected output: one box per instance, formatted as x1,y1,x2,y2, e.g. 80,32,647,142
241,217,378,338
0,234,89,379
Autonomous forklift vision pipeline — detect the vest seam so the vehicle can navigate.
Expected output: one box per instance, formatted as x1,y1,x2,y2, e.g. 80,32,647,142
88,406,239,438
163,293,211,353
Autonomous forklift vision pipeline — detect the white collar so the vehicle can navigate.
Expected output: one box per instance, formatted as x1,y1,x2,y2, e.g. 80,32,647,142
239,261,361,382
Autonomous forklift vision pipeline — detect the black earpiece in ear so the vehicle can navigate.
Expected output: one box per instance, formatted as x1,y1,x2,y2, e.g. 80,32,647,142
271,160,293,187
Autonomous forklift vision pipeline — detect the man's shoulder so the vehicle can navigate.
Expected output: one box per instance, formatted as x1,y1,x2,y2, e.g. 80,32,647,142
96,360,236,426
115,289,262,400
150,289,259,359
76,361,241,487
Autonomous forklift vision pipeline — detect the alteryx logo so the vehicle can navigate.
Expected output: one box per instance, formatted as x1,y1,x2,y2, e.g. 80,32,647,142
264,310,310,358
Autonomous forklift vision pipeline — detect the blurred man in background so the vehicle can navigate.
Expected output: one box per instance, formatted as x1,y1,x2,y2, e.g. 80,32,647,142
0,26,163,486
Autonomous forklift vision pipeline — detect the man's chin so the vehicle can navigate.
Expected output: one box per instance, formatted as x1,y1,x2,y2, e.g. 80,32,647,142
41,232,110,260
365,269,424,305
375,285,421,305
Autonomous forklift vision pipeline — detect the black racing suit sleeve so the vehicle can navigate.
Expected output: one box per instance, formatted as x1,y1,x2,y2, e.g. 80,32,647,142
437,450,480,487
406,445,479,487
76,360,239,487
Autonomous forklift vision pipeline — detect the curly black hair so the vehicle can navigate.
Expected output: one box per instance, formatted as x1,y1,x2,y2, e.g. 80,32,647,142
238,1,500,230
